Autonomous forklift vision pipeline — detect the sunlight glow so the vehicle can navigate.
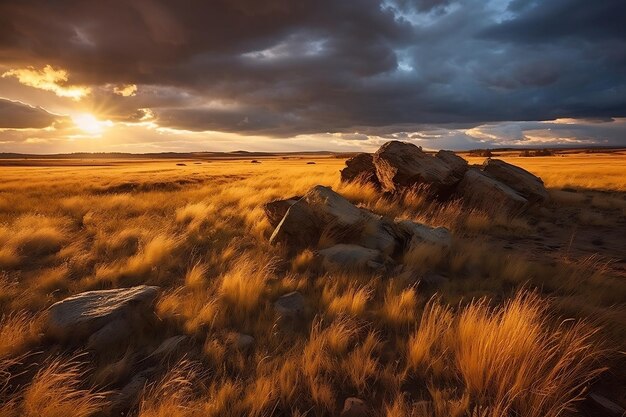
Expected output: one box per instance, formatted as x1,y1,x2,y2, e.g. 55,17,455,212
71,113,112,135
2,65,90,100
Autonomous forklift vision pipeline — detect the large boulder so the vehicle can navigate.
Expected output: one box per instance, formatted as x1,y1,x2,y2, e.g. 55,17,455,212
317,244,389,272
482,158,549,204
458,169,528,214
47,285,159,341
436,150,468,178
340,153,380,186
373,141,463,195
358,216,400,256
269,186,374,252
263,196,301,228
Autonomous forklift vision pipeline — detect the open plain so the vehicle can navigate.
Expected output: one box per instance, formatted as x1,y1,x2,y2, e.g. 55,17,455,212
0,149,625,417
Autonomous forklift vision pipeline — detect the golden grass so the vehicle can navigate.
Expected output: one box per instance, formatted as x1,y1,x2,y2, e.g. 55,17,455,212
0,155,621,416
21,359,106,417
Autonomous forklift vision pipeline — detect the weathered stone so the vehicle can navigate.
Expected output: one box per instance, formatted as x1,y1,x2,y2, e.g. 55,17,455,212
358,217,399,256
482,158,549,204
436,150,468,178
396,220,452,248
150,335,188,359
47,285,159,341
109,368,156,413
373,141,463,195
263,196,301,228
458,169,528,214
269,186,373,252
317,244,388,272
340,153,379,186
341,397,369,417
86,318,132,351
274,291,305,318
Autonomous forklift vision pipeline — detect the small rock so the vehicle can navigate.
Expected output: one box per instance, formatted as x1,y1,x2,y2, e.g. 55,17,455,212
341,397,369,417
46,285,160,341
274,291,305,318
307,161,316,165
150,335,188,359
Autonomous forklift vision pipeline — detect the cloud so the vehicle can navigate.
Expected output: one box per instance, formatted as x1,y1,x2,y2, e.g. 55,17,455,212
0,98,61,129
1,65,90,100
113,84,138,97
0,0,624,149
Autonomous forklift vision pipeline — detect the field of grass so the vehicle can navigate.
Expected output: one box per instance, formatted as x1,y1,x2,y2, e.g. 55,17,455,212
0,153,625,416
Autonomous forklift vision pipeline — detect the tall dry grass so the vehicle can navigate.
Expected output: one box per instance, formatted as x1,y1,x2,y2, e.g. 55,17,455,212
0,156,621,416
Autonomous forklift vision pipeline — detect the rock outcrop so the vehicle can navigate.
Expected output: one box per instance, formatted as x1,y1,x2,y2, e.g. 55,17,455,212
339,141,549,215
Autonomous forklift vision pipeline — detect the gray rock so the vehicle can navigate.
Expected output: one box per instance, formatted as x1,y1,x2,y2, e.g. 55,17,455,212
263,196,301,228
340,153,380,186
109,368,156,413
373,141,463,195
47,285,159,341
86,318,132,351
482,158,549,204
269,186,373,252
358,217,399,256
458,169,528,214
396,220,452,248
436,150,468,178
274,291,305,318
317,244,388,272
341,397,369,417
150,335,188,359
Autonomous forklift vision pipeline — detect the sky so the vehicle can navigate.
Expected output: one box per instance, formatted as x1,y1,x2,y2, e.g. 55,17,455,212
0,0,625,153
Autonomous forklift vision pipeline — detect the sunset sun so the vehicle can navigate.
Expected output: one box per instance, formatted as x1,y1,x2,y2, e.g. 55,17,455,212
71,113,110,135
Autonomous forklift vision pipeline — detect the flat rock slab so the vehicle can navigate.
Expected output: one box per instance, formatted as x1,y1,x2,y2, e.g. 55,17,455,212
397,220,452,248
47,285,159,340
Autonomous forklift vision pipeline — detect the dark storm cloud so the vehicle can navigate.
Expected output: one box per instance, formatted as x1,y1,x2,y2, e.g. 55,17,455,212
0,98,59,128
0,0,625,143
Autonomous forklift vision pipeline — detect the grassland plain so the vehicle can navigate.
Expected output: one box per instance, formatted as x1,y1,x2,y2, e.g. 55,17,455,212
0,151,625,417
